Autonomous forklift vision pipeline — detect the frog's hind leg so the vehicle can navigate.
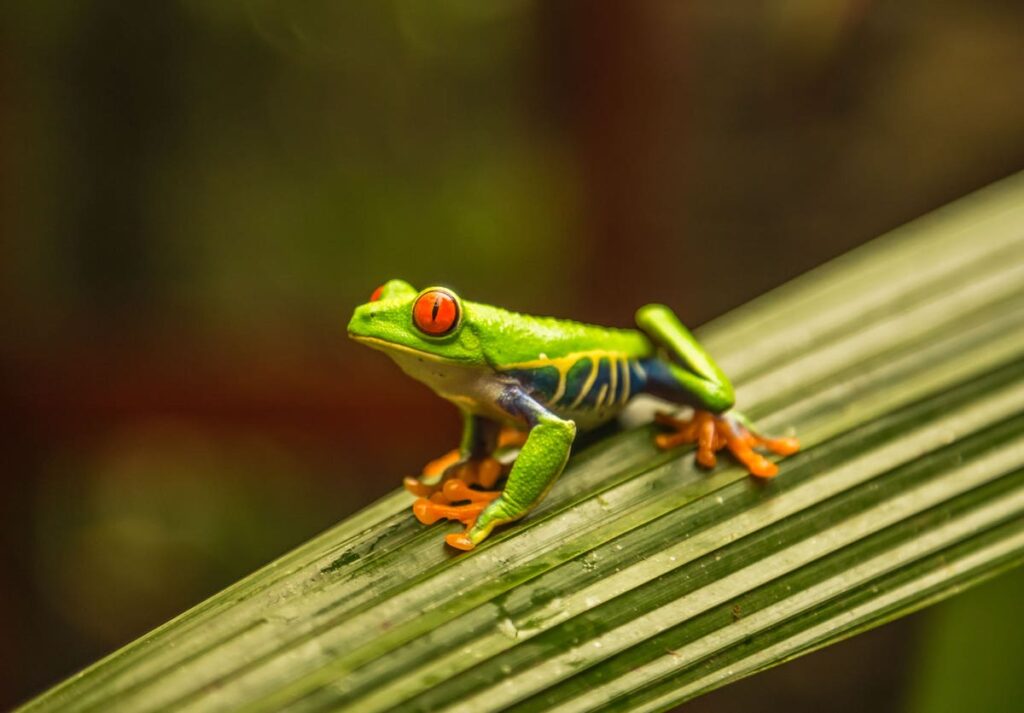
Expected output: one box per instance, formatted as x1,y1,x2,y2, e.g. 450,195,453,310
635,304,735,413
635,304,799,477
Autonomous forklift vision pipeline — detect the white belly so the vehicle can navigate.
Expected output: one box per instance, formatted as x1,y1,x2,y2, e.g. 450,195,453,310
388,352,520,424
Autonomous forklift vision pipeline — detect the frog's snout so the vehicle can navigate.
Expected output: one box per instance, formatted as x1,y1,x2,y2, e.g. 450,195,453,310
346,304,377,339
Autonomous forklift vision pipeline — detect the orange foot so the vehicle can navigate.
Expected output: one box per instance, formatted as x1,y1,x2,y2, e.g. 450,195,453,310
403,455,505,497
654,410,800,478
412,478,501,551
403,425,524,498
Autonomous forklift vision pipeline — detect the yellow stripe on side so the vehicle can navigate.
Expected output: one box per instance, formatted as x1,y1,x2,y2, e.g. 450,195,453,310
607,354,618,406
501,349,631,408
569,357,601,409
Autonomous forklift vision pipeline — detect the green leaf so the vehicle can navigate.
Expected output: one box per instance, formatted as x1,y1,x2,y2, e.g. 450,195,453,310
21,173,1024,712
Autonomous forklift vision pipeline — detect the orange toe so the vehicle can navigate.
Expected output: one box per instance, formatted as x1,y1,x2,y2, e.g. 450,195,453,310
477,458,503,488
743,455,778,479
413,497,443,525
695,448,718,469
655,432,687,449
696,414,719,468
442,478,501,503
497,426,529,449
404,476,435,497
411,496,488,527
764,436,801,456
445,533,476,551
422,448,462,478
451,457,505,488
405,448,463,497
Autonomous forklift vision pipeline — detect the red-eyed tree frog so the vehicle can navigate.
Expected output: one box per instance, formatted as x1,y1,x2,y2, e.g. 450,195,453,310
348,280,799,551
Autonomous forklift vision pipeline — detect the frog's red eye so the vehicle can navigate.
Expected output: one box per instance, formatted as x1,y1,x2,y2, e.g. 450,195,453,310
413,290,459,336
369,285,384,302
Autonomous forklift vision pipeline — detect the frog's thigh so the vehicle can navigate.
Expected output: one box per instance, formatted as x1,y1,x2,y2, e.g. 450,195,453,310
635,304,734,413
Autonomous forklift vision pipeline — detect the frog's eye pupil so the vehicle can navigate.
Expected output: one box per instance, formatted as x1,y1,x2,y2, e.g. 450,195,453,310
413,290,459,336
370,285,384,302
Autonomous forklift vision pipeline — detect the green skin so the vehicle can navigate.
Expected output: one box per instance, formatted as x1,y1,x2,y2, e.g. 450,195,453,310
348,279,742,548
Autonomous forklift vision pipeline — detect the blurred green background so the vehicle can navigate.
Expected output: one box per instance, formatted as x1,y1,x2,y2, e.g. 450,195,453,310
1,1,1022,709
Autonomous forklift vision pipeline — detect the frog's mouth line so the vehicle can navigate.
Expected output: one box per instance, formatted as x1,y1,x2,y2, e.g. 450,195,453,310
348,333,460,364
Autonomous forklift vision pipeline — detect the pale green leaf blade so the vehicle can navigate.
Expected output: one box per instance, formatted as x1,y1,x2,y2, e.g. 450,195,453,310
20,173,1024,713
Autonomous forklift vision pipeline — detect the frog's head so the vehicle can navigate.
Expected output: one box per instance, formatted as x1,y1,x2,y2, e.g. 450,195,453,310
347,279,484,365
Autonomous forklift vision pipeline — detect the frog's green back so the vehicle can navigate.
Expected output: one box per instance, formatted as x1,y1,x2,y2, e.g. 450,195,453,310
465,301,653,368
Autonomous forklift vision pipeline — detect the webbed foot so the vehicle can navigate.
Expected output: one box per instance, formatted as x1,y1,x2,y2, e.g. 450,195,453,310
412,478,502,550
654,410,799,478
406,425,530,550
403,426,525,497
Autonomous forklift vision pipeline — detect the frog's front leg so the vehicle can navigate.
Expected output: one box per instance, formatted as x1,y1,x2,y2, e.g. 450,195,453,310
414,387,576,551
636,304,799,477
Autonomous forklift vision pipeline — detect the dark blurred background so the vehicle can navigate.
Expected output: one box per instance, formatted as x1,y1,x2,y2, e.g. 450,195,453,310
1,1,1022,710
